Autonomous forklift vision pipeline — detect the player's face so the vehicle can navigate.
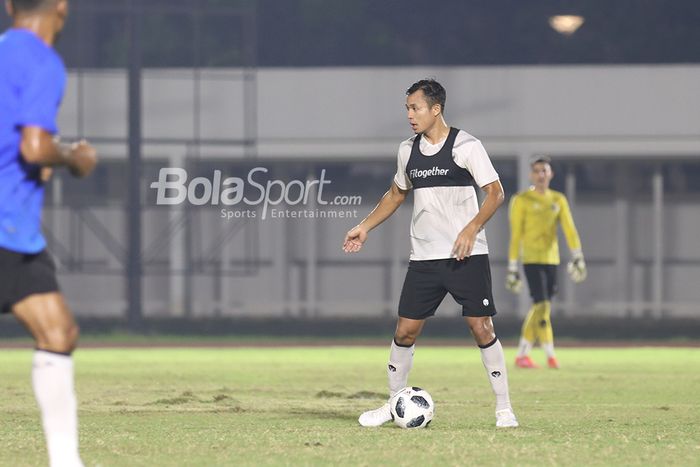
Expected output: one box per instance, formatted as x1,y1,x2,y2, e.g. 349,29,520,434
405,90,440,134
530,162,553,188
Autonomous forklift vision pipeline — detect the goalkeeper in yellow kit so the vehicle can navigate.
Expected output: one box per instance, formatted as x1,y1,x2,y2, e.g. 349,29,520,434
506,156,586,369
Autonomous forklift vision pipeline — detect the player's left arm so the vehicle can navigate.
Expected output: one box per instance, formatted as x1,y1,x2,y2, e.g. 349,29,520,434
452,179,504,260
505,195,525,293
559,195,582,256
559,195,587,282
452,138,504,260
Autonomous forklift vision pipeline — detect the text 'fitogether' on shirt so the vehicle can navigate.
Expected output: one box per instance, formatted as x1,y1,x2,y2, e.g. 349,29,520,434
0,28,66,254
394,128,499,261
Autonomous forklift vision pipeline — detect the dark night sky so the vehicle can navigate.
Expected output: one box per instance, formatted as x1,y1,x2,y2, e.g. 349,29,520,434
2,0,698,67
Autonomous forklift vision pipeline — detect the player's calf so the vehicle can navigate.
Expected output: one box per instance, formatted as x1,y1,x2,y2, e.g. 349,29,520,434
38,323,79,354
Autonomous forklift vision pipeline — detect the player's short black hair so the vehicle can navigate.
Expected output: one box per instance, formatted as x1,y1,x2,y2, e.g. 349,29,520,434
10,0,54,13
406,79,446,113
530,155,552,167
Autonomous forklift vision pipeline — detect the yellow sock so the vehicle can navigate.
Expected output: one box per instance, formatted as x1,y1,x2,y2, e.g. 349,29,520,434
541,301,553,344
533,300,553,344
532,301,557,358
520,305,538,343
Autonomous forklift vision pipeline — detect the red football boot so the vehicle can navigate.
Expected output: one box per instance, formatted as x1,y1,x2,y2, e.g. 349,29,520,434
515,356,540,369
547,357,560,369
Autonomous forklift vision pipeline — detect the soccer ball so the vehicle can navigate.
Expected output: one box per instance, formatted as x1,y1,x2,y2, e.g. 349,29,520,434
389,386,434,429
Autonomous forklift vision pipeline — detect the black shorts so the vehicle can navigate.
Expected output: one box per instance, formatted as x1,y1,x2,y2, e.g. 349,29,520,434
523,264,558,303
398,255,496,320
0,247,60,314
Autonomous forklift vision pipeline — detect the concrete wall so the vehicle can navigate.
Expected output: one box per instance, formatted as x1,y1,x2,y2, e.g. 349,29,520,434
59,65,700,157
47,65,700,319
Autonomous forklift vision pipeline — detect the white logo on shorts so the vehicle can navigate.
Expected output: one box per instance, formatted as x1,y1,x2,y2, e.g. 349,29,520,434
483,299,490,306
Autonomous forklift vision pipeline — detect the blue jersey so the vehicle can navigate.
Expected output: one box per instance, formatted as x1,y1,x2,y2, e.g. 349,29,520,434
0,28,66,253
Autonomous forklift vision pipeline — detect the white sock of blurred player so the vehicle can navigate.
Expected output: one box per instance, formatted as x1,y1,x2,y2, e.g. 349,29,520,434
516,337,533,358
542,342,556,359
32,350,83,467
479,338,511,412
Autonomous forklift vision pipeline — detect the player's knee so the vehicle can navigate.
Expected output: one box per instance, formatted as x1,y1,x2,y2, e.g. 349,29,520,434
472,329,495,345
468,318,495,344
68,322,80,348
394,330,418,346
40,322,79,354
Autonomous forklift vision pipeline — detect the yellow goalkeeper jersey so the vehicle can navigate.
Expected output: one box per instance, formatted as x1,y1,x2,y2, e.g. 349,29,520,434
508,187,581,265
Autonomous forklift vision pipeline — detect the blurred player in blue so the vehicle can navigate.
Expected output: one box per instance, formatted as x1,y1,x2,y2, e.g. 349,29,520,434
1,1,97,465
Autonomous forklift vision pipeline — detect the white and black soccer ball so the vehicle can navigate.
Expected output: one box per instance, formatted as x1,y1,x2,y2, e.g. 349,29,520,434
389,386,434,429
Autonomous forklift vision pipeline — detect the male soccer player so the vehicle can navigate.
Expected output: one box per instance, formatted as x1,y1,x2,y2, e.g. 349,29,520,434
343,79,518,428
1,1,97,465
506,156,586,369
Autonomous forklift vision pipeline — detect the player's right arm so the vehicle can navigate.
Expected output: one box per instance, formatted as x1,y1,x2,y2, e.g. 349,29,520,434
342,181,409,253
20,126,97,178
17,55,97,178
508,194,525,266
343,141,412,253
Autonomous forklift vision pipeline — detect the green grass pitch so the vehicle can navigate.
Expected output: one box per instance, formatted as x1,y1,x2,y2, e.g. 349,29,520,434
1,346,699,466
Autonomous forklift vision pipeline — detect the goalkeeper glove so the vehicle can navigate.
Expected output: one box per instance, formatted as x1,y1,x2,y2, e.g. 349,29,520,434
567,252,587,283
505,262,522,294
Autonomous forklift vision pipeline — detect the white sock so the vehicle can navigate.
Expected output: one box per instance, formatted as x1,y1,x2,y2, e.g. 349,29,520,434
388,339,414,397
542,342,556,359
479,338,512,412
516,337,533,358
32,350,83,467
